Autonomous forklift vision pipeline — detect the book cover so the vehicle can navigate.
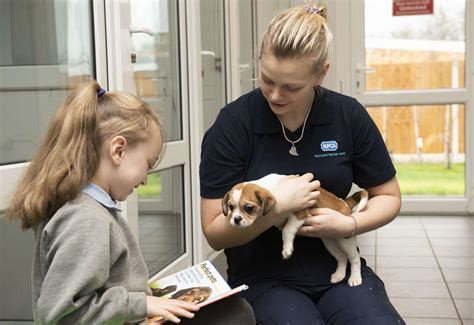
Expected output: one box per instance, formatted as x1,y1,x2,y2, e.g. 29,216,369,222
147,260,248,323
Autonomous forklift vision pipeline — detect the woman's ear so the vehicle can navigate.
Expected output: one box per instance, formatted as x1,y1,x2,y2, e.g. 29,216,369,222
110,136,127,165
315,62,330,86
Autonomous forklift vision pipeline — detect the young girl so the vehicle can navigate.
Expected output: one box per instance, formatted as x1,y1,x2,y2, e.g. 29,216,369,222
6,81,199,324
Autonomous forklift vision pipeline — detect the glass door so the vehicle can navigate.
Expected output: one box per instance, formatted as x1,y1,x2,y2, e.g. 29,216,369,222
114,0,193,277
350,0,473,214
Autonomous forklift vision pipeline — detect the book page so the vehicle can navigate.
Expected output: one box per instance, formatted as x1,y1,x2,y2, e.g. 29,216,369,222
147,260,247,324
150,260,230,304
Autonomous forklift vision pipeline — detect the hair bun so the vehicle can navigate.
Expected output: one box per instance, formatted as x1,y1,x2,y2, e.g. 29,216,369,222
304,4,327,19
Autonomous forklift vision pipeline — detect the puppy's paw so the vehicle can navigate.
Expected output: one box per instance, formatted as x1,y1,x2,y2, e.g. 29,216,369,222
348,275,362,287
282,247,293,259
330,271,346,284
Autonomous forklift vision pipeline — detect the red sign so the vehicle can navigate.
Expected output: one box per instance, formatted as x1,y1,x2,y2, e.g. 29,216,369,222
393,0,434,16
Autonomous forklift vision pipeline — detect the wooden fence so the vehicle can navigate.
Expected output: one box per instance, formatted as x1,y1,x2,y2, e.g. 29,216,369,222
365,48,465,155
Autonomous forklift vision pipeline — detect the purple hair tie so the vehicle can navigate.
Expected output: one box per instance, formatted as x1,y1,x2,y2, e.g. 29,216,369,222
97,88,106,97
304,5,322,14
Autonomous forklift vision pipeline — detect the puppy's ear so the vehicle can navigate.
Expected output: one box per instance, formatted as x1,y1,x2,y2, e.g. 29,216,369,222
222,190,231,216
256,187,276,215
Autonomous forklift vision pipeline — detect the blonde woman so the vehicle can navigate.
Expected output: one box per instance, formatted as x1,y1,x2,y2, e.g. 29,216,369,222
200,5,404,324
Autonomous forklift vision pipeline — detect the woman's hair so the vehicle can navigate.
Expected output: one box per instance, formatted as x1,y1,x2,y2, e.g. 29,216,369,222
6,81,164,230
259,4,333,78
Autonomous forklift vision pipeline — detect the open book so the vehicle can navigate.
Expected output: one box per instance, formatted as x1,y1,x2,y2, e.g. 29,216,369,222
147,260,248,323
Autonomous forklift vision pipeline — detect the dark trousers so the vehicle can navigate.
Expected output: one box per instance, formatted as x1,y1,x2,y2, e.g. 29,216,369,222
243,270,405,325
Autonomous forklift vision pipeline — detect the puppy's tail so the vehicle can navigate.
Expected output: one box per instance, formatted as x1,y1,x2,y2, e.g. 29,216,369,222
344,190,368,213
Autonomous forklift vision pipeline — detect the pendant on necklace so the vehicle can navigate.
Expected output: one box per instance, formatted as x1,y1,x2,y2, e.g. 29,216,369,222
289,143,299,156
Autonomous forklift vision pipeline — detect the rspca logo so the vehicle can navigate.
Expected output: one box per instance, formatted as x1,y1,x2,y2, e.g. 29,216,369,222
320,141,338,152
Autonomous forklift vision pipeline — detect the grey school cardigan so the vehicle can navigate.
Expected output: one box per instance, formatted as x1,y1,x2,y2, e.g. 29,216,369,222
32,192,150,324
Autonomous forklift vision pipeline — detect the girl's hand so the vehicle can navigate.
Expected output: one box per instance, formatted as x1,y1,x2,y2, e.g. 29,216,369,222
147,296,200,323
297,207,355,238
273,173,320,216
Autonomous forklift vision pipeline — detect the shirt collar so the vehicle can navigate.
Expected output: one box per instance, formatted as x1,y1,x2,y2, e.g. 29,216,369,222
81,183,122,211
254,87,334,134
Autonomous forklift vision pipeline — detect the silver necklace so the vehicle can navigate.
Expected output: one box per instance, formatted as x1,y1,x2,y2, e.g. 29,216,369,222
278,95,314,156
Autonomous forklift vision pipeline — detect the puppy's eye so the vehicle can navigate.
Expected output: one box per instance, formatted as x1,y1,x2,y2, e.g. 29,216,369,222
244,205,254,213
228,203,234,210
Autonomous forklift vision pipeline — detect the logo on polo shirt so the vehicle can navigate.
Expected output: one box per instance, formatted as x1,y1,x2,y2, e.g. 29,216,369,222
320,140,338,152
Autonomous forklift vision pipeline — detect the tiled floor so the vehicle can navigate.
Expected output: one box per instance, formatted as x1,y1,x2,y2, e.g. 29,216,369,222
358,215,473,325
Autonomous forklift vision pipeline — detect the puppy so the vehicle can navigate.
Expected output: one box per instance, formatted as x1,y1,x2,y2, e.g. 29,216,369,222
171,286,212,304
222,174,368,286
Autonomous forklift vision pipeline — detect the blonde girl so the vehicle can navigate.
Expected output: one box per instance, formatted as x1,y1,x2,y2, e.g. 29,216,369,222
6,81,199,323
200,4,404,324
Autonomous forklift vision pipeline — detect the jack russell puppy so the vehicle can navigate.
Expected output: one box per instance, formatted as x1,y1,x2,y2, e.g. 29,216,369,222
222,174,368,286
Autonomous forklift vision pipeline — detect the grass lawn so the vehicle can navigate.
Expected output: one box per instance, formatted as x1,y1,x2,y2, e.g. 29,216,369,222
394,162,465,196
138,173,162,197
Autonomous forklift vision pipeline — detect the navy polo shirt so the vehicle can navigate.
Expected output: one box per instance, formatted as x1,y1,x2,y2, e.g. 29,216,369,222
199,87,395,286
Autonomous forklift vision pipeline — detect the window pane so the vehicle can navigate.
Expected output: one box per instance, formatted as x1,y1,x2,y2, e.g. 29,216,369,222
0,0,95,165
130,0,182,141
368,104,465,196
138,166,185,275
364,0,465,91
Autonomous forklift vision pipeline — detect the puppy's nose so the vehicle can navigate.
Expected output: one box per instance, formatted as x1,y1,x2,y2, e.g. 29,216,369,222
233,216,242,225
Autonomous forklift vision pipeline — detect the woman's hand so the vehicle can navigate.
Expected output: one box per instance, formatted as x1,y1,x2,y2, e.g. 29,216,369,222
297,207,355,238
147,296,200,323
273,173,320,216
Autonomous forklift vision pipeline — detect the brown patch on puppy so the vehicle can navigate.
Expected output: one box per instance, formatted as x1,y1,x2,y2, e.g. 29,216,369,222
315,187,352,215
241,184,276,217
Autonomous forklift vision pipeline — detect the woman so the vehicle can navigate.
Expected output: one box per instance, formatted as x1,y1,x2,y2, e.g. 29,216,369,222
200,5,404,324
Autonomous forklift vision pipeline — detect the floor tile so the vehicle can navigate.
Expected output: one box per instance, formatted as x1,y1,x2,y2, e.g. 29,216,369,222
438,257,474,269
421,216,472,225
430,237,474,247
390,297,458,318
433,246,474,257
376,267,444,282
442,268,474,282
454,299,474,319
384,281,450,298
403,318,461,325
391,216,423,225
377,237,430,247
383,221,424,230
426,229,473,238
376,229,427,238
377,256,438,268
377,245,434,257
447,282,474,299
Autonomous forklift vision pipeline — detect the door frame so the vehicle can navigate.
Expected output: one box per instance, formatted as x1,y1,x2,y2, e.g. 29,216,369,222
104,0,194,276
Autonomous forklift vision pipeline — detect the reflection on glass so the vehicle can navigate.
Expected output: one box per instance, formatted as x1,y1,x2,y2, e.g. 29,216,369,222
368,104,465,196
0,0,94,165
130,0,181,141
200,0,227,131
237,0,257,95
364,0,465,91
138,167,184,275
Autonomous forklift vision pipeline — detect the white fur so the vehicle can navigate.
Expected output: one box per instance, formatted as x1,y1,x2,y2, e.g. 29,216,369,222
229,174,365,287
